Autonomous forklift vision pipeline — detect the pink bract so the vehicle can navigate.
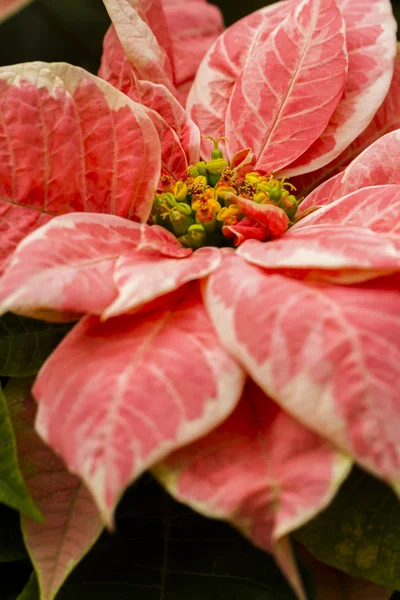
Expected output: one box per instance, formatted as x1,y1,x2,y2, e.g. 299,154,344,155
1,0,400,598
0,0,33,22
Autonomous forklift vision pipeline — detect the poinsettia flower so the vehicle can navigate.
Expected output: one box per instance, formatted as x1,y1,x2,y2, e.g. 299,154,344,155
0,0,400,598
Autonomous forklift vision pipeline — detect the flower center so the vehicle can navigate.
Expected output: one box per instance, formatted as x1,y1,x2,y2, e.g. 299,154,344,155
151,138,300,249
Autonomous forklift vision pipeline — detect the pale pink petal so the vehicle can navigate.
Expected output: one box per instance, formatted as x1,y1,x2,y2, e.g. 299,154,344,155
155,380,351,600
230,148,256,182
281,0,397,177
204,253,400,497
300,128,400,211
299,172,345,210
102,0,173,87
33,283,245,524
223,217,269,247
187,1,290,157
0,0,33,21
226,0,347,173
0,213,191,320
5,378,103,600
99,26,188,178
233,195,289,234
295,185,400,246
0,62,161,273
337,129,400,193
291,46,400,197
130,0,175,74
101,0,200,167
238,224,400,282
103,246,221,318
163,0,224,91
0,206,52,275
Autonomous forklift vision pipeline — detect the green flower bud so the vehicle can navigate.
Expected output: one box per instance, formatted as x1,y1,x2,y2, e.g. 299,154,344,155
195,161,207,176
162,192,177,208
187,165,199,178
187,224,207,249
152,192,176,215
279,194,298,220
206,157,229,175
153,213,173,232
203,135,228,159
175,202,193,216
170,209,195,236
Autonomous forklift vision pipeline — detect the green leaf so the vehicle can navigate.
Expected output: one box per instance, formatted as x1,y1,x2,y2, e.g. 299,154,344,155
17,572,39,600
0,314,73,377
0,384,41,520
295,467,400,591
0,504,27,562
18,477,316,599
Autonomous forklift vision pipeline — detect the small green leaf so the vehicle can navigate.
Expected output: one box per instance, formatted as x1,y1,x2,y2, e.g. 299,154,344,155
0,384,41,521
295,467,400,591
17,572,39,600
0,314,72,377
18,477,316,599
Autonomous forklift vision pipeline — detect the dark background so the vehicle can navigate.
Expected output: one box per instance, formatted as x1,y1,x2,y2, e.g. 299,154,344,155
0,0,399,74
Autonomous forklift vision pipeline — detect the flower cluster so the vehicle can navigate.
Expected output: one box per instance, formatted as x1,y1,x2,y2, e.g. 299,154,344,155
152,138,300,248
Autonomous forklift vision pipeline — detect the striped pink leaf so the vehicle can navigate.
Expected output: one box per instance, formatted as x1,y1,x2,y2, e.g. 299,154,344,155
101,0,200,168
298,171,345,210
129,0,175,75
0,213,220,321
5,378,103,600
301,128,400,212
204,253,400,497
33,283,245,524
300,128,400,211
99,26,188,178
238,224,400,282
226,0,347,173
280,0,397,177
162,0,224,104
290,45,400,198
335,129,400,195
187,1,290,158
155,380,351,600
102,247,221,318
295,185,400,248
0,62,160,274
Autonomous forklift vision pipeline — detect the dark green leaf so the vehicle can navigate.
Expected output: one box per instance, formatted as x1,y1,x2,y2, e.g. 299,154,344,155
1,559,32,600
0,504,27,562
0,384,41,520
18,477,315,599
0,314,73,377
17,572,39,600
295,467,400,591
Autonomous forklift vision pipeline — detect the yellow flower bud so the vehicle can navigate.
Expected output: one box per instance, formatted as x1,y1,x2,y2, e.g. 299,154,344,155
193,175,208,188
253,191,269,204
214,185,237,203
217,204,242,227
173,180,188,201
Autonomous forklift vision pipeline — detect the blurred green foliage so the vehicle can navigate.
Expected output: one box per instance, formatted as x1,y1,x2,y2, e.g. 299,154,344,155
0,0,398,74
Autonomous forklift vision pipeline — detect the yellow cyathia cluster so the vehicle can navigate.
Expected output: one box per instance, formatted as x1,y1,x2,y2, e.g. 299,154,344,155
151,138,299,249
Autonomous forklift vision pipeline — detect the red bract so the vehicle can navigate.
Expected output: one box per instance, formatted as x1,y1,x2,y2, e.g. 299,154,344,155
0,0,400,598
